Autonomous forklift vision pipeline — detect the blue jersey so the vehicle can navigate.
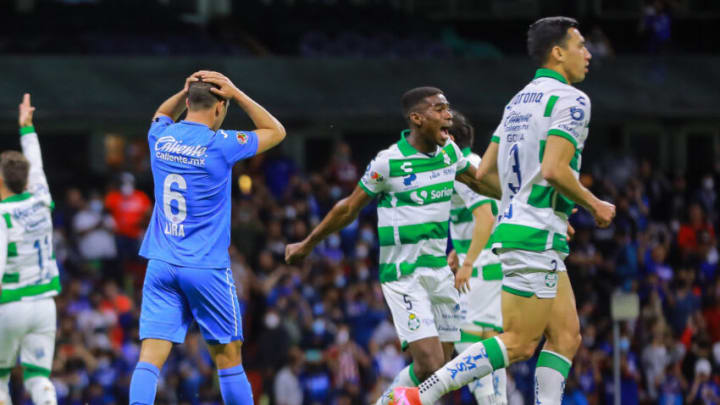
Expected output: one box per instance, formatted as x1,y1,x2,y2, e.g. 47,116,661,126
139,116,258,268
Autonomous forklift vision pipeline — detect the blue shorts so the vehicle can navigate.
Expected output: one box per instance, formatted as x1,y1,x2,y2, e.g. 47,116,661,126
139,259,243,345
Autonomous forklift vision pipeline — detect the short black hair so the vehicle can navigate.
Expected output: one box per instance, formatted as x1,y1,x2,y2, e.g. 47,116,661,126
401,86,444,117
0,151,29,194
449,110,474,150
188,80,225,111
527,16,579,65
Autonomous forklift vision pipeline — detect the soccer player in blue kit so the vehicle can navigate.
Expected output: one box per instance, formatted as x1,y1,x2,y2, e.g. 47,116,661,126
129,70,286,405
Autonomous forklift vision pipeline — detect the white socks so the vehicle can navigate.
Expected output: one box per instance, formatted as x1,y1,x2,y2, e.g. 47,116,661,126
534,350,571,405
457,341,505,405
494,368,508,405
418,337,508,404
375,363,420,405
24,377,57,405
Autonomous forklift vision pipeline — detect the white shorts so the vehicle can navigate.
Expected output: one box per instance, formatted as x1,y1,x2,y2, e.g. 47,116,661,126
0,298,56,374
381,266,461,349
457,252,503,334
497,249,566,299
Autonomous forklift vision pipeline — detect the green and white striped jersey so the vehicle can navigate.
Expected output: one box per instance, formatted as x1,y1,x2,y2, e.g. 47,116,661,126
0,126,60,304
491,68,591,258
449,149,499,274
359,131,469,283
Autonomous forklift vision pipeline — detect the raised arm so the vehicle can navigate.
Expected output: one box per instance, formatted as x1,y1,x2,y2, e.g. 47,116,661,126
18,94,51,204
199,72,286,154
541,136,614,227
285,186,373,264
152,72,201,121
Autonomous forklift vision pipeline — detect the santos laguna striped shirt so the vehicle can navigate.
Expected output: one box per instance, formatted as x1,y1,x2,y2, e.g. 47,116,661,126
0,126,60,304
492,68,591,258
359,130,469,283
449,149,500,278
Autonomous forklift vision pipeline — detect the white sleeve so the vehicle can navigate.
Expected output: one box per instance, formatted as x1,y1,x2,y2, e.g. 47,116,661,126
450,142,470,174
358,152,390,197
547,91,591,150
454,155,498,214
20,128,52,207
0,219,8,282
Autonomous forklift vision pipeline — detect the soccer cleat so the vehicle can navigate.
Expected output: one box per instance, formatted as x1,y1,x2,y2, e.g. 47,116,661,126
388,387,421,405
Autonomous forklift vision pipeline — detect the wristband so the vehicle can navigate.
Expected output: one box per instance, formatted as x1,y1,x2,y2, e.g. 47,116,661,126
20,125,35,135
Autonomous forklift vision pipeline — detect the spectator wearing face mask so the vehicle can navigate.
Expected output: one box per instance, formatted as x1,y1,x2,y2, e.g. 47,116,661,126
104,172,151,270
687,359,720,404
326,324,370,401
73,190,117,263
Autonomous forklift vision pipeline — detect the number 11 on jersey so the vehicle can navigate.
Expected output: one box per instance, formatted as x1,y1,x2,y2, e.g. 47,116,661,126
163,174,187,237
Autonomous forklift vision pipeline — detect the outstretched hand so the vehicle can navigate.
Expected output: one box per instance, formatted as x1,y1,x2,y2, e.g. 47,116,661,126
285,241,312,265
19,93,35,127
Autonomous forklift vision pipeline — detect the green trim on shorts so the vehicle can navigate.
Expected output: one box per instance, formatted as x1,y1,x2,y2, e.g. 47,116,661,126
537,350,571,379
473,321,503,332
22,363,51,380
0,367,11,378
459,330,484,343
481,337,506,370
502,285,534,297
409,363,420,386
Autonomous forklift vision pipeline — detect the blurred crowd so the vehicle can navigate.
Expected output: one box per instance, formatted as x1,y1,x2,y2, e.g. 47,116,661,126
5,140,720,405
2,0,719,56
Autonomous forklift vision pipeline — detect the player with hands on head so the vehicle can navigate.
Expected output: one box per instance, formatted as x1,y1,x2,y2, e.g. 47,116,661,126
129,70,285,405
0,93,59,405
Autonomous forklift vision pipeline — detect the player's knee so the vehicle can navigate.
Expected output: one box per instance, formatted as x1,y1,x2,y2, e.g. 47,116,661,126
517,342,538,362
210,340,243,369
563,331,582,357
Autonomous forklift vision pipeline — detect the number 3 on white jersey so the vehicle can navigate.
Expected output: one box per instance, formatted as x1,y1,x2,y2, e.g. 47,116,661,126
163,174,187,224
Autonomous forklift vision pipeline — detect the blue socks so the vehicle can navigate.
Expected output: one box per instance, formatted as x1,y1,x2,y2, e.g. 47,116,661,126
129,361,252,405
129,361,160,405
218,363,253,405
